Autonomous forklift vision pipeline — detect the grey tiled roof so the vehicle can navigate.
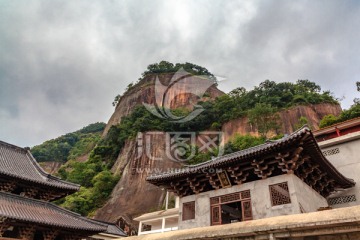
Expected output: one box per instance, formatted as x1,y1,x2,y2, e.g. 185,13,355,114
147,127,355,189
0,140,79,191
0,191,107,232
105,224,127,237
92,220,127,237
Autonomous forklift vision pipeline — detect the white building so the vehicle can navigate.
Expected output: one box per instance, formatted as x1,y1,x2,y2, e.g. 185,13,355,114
141,127,355,231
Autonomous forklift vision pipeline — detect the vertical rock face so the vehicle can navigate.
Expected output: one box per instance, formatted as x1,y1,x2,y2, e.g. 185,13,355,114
103,73,224,136
222,103,342,142
38,162,63,175
94,132,181,223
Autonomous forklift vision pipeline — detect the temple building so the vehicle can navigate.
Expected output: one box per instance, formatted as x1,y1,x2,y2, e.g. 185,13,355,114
0,140,126,240
143,127,356,230
314,117,360,208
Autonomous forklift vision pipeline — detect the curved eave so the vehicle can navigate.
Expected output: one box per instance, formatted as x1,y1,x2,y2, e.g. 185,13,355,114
0,192,107,232
147,127,355,190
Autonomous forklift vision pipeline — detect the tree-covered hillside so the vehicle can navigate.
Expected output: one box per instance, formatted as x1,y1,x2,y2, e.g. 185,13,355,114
31,122,106,163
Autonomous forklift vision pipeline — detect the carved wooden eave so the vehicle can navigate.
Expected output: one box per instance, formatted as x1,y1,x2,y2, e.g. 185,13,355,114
147,127,355,198
0,191,108,239
0,177,73,201
0,140,80,200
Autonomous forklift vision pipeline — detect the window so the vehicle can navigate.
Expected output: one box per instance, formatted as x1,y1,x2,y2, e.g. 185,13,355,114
210,190,252,226
328,195,356,205
269,182,291,206
322,148,340,156
182,201,195,221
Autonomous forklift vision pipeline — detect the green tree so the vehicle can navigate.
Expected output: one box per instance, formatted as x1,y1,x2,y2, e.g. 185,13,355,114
319,114,339,128
295,116,310,130
248,103,280,138
112,94,121,107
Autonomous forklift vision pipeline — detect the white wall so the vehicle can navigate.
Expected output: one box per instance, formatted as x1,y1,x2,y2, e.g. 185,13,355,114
178,174,327,230
319,132,360,208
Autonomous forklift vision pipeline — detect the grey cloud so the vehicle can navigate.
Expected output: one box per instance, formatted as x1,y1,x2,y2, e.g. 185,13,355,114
0,0,359,147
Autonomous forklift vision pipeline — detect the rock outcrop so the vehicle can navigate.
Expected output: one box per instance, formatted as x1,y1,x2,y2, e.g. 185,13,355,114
103,73,224,136
222,103,342,142
38,161,63,175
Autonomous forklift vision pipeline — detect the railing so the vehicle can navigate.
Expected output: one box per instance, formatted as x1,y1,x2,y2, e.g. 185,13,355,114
139,227,178,235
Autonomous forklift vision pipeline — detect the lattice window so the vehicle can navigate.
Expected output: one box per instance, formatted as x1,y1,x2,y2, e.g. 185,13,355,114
211,206,221,225
328,195,356,205
210,197,220,205
220,193,240,204
242,200,253,220
240,190,251,200
322,148,340,157
182,201,195,221
269,182,291,206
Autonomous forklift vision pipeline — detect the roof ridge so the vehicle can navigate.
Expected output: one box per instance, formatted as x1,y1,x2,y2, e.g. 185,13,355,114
148,126,312,179
26,150,80,188
0,139,80,192
184,126,311,169
0,191,107,227
314,116,360,132
0,140,27,152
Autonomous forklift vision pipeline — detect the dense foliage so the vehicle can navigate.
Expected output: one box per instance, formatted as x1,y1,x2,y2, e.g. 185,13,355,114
319,82,360,128
31,122,106,163
140,61,216,80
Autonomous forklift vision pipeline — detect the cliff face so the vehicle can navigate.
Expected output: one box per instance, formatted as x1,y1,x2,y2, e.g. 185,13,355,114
103,73,224,136
94,132,181,222
222,103,342,142
38,161,63,175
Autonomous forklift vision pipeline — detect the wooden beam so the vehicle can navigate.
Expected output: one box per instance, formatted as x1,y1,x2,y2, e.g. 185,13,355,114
227,167,249,185
18,225,36,240
43,229,59,240
0,217,10,237
206,173,222,190
252,159,274,179
0,181,16,193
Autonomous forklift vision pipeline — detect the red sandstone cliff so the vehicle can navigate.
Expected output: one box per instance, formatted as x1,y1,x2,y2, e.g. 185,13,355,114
222,103,342,142
103,73,224,136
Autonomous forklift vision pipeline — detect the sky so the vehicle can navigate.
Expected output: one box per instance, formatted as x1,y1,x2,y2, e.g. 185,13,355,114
0,0,359,147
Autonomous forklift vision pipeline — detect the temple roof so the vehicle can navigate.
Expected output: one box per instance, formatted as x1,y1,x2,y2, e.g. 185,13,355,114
0,191,107,232
147,127,355,197
0,140,79,192
91,220,127,237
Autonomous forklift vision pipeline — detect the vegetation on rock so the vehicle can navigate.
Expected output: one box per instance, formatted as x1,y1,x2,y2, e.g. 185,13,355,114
319,82,360,128
31,122,106,163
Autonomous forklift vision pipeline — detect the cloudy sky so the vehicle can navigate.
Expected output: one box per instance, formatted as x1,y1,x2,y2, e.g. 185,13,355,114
1,0,359,147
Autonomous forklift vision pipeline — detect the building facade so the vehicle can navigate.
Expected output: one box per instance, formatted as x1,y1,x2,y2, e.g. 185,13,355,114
314,117,360,208
145,127,355,230
0,140,126,240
